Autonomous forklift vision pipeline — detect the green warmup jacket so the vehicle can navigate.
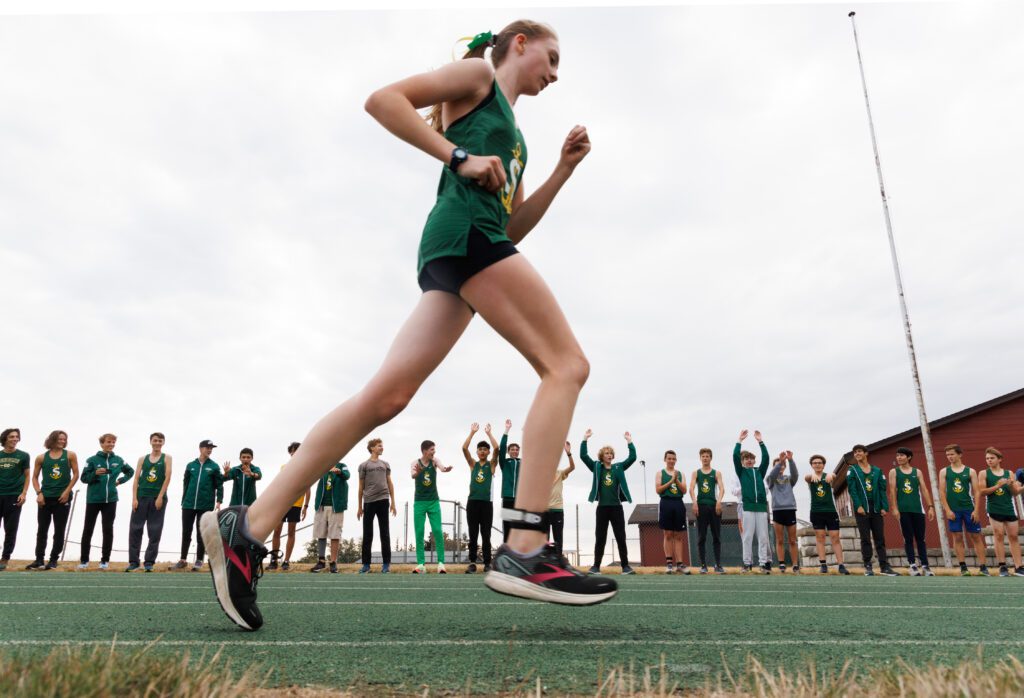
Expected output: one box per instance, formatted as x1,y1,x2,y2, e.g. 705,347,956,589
732,442,770,513
80,451,135,504
846,463,889,514
226,464,263,506
581,441,636,504
314,463,350,512
181,458,224,511
497,434,521,500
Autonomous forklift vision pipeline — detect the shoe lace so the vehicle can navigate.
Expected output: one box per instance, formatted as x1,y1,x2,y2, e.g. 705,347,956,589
251,549,266,592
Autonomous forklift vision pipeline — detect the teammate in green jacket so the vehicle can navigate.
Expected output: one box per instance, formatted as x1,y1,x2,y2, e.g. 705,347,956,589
581,429,636,575
176,440,224,571
78,433,135,569
733,430,771,573
225,448,263,506
311,462,349,574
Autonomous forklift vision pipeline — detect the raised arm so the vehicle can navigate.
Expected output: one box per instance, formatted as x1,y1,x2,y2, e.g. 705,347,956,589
619,433,636,469
485,424,500,473
462,424,479,468
756,435,769,476
562,442,575,478
579,430,596,470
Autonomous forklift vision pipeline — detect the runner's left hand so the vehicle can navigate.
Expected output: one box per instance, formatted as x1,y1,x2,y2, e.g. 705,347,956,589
559,125,590,170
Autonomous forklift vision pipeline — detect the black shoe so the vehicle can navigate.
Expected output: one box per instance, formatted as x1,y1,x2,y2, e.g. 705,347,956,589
44,560,58,570
714,565,725,574
960,563,971,576
281,561,290,571
483,563,491,572
838,564,850,575
267,560,278,571
26,560,44,570
125,564,140,573
880,565,898,577
329,561,338,574
200,506,269,631
310,560,326,573
779,563,786,573
699,565,708,575
979,565,991,577
999,564,1009,577
1015,566,1024,577
741,564,752,573
0,559,7,571
173,560,188,570
761,564,771,575
864,564,874,577
621,565,636,575
793,565,800,574
485,544,617,606
819,563,828,574
466,563,477,574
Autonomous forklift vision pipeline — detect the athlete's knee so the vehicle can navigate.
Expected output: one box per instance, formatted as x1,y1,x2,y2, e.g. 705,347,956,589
364,385,417,424
546,351,590,389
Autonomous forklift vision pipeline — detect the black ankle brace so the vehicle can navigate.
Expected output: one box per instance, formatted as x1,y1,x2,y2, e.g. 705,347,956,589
502,507,548,532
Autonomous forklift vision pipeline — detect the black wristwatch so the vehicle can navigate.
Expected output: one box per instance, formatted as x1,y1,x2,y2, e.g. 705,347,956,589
449,146,469,173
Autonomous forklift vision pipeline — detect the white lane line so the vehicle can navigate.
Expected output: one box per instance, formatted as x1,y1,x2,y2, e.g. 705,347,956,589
0,600,1016,610
0,639,1018,648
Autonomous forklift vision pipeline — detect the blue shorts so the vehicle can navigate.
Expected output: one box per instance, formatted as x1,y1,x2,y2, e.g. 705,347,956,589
948,509,981,534
658,498,686,531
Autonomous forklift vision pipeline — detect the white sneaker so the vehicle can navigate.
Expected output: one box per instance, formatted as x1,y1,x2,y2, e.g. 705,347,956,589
909,563,921,577
437,563,447,574
77,562,89,570
412,564,426,574
99,562,109,570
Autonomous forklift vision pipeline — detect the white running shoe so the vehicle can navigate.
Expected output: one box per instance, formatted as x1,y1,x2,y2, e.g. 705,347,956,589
437,563,447,574
98,562,109,570
412,564,426,574
77,562,89,570
909,563,921,577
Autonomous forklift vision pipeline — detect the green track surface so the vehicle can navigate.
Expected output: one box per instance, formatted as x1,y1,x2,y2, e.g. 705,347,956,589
0,571,1021,693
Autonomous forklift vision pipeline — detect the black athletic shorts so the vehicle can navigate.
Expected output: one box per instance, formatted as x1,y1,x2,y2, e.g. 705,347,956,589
990,512,1019,523
810,511,840,531
418,227,519,296
773,509,797,527
282,506,302,524
658,498,686,532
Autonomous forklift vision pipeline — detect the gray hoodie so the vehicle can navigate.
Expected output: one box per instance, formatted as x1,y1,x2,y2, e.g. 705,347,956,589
765,458,798,511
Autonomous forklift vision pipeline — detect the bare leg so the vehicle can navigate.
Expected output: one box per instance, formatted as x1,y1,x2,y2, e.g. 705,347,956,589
272,523,283,556
829,530,844,564
246,292,475,540
953,532,966,563
787,525,799,566
673,531,685,566
774,522,785,563
971,531,988,567
993,520,1006,566
1007,521,1022,568
330,538,340,563
460,255,590,555
285,522,297,561
662,531,672,561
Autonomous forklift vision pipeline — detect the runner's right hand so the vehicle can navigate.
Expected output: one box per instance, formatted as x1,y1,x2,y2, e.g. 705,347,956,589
458,155,506,193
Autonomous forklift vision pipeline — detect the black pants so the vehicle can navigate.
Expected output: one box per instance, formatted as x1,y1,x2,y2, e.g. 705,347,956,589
181,508,211,561
81,502,118,563
855,511,888,566
0,495,25,559
466,499,493,565
548,509,565,557
696,506,722,566
594,504,629,568
128,496,167,566
35,496,71,563
899,511,928,567
361,499,391,566
501,497,516,542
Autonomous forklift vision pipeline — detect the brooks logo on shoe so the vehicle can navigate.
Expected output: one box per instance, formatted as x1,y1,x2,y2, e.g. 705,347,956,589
224,544,253,584
525,563,576,584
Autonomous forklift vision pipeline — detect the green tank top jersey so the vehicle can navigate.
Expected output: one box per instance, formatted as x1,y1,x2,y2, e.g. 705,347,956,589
894,467,924,514
695,469,717,505
659,470,684,499
41,450,71,497
945,467,974,511
986,469,1016,518
415,460,439,502
137,454,166,499
418,81,527,274
468,461,493,502
808,477,837,513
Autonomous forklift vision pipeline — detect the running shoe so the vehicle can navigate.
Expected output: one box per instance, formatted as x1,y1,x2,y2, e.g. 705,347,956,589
381,564,391,574
779,563,786,573
960,564,971,576
713,565,725,575
587,565,601,575
909,563,920,576
699,565,708,575
144,565,154,573
761,564,771,575
880,565,898,577
99,562,109,570
173,560,188,570
482,563,491,572
0,559,7,572
437,563,447,574
466,563,478,574
358,564,370,574
310,560,326,573
838,564,850,575
329,561,338,574
76,562,89,570
26,560,44,570
665,562,674,574
1015,566,1024,577
281,561,290,571
864,563,874,577
124,564,140,573
979,565,991,577
44,561,58,570
192,560,204,572
676,566,691,575
793,565,800,574
621,565,636,575
267,559,278,571
485,543,617,606
741,564,752,573
999,564,1010,577
199,505,269,632
819,563,828,574
923,565,935,576
412,564,426,574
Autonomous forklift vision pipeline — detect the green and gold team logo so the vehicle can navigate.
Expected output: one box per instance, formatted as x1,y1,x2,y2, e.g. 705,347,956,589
700,480,711,494
865,480,873,492
902,479,913,494
475,468,486,484
603,473,613,487
953,479,964,493
995,485,1005,496
49,465,62,480
146,467,158,483
423,471,432,487
669,482,678,495
816,483,826,498
326,478,333,490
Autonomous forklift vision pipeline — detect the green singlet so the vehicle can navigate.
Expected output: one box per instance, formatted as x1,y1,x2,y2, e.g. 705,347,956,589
945,466,974,511
659,470,683,499
468,461,493,502
137,454,166,499
695,469,717,505
893,467,923,514
808,477,837,514
40,449,71,498
418,81,527,274
415,460,439,502
986,469,1016,518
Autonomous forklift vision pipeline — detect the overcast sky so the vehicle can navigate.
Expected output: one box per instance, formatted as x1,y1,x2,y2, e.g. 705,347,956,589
3,2,1022,564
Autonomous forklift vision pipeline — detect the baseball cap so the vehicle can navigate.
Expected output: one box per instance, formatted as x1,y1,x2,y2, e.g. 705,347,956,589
199,439,217,449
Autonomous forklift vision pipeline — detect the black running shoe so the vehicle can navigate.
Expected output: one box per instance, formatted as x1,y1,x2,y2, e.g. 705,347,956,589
880,565,898,577
310,560,325,573
466,563,477,574
819,563,828,574
838,564,850,575
329,561,338,574
44,560,58,570
1015,566,1024,577
200,506,268,631
485,544,617,606
979,565,991,577
999,565,1009,577
26,560,44,570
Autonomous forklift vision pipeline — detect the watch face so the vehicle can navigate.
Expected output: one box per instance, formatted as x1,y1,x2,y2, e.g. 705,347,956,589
454,148,468,160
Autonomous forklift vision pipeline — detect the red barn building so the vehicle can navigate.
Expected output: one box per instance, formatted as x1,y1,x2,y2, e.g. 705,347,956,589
832,387,1024,550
